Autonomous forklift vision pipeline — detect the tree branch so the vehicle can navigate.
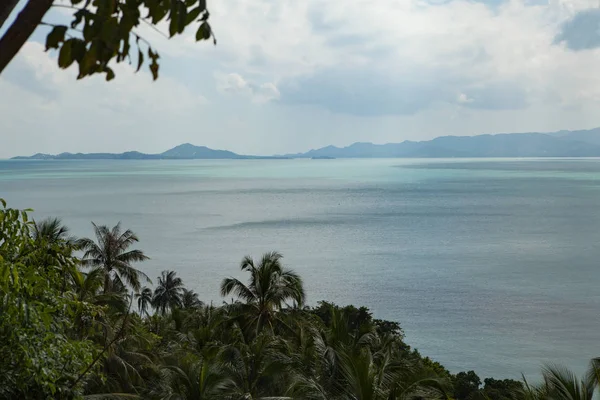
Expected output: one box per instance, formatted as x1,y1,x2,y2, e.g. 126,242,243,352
0,0,19,30
0,0,54,75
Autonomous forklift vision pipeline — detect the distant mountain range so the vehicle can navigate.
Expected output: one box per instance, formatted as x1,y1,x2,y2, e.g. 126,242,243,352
12,143,283,160
283,128,600,158
12,128,600,159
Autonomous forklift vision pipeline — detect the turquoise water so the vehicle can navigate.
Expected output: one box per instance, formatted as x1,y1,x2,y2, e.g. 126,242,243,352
1,158,599,379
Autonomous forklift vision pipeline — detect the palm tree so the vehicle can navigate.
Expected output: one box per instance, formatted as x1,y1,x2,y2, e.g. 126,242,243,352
31,217,82,291
32,217,76,246
220,251,305,333
539,364,596,400
520,359,600,400
220,330,293,399
182,288,204,310
77,222,150,293
137,286,153,317
158,353,235,400
152,270,184,315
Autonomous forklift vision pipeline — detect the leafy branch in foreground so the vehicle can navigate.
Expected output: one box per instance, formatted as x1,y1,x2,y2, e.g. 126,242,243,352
0,0,216,80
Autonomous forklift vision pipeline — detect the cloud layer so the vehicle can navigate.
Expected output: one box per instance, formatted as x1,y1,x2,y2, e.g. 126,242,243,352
2,0,600,157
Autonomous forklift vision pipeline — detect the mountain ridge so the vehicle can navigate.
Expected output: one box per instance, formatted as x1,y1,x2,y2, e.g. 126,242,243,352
12,144,285,160
12,128,600,159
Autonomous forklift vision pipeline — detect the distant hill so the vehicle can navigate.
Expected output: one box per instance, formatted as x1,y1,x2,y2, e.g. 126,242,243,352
12,144,282,160
547,127,600,146
12,128,600,159
160,143,239,159
285,129,600,158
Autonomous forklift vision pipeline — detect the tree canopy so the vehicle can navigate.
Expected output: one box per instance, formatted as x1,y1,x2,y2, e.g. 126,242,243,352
1,198,598,399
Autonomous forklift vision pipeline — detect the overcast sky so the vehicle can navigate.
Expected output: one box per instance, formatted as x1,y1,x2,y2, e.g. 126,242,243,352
2,0,600,158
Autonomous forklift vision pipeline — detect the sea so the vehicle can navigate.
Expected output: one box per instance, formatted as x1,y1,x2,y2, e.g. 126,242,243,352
1,158,599,379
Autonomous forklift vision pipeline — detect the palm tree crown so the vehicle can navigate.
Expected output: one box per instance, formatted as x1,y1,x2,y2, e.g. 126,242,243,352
32,217,76,246
220,251,305,333
182,288,204,309
77,222,150,293
152,270,185,315
137,286,153,317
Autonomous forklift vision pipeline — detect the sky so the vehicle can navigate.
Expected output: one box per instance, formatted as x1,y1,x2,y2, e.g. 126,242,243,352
3,0,600,158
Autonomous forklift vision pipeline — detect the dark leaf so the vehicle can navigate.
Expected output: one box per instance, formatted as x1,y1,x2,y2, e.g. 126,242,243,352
150,3,168,24
195,22,211,41
45,26,68,51
136,49,144,72
78,49,97,78
169,11,178,37
105,67,115,81
149,61,159,80
101,18,119,43
177,1,187,33
58,40,74,69
83,21,94,41
199,0,206,11
71,9,86,29
71,39,86,61
186,6,201,24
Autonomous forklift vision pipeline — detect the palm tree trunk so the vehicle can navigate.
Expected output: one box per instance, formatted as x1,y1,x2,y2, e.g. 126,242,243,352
104,272,111,293
0,0,54,75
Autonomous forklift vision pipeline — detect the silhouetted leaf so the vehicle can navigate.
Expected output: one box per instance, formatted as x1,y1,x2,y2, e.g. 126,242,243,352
58,40,74,69
196,22,210,41
78,49,97,78
186,6,201,24
45,26,67,51
136,49,144,72
168,1,179,37
177,1,187,33
149,60,159,80
105,67,115,81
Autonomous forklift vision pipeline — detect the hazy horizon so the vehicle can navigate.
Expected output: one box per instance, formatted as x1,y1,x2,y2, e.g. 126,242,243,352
9,125,600,158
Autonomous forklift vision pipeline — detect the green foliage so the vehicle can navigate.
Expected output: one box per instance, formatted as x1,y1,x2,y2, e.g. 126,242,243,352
454,371,483,400
1,199,598,400
45,0,216,81
483,378,525,400
0,200,100,399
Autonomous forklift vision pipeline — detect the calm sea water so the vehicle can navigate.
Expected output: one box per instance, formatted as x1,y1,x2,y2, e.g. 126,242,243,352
1,158,599,379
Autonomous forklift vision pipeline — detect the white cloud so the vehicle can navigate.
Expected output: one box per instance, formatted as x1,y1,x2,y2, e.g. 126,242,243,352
457,93,474,104
215,72,280,103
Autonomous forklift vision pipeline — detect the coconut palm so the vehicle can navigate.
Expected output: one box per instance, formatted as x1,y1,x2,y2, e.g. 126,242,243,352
220,251,305,334
32,217,76,245
220,330,293,399
84,314,158,396
137,286,153,317
77,222,150,293
182,288,204,310
539,364,596,400
152,270,184,315
30,217,82,291
158,352,235,400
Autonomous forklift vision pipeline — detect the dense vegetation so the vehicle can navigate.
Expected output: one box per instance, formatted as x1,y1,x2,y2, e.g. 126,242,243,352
1,200,598,399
